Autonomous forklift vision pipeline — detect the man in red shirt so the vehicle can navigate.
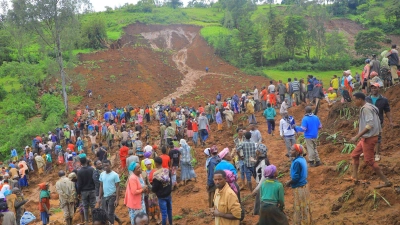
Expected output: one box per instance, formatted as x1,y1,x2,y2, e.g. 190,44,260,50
260,86,267,110
119,143,129,169
159,147,171,169
192,120,199,147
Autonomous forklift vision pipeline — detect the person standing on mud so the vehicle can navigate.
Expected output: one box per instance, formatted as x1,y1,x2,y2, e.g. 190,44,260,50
55,170,76,225
236,132,257,191
365,83,394,162
350,92,392,189
295,106,322,167
77,157,96,225
198,112,210,146
252,86,260,112
285,144,312,225
99,160,121,225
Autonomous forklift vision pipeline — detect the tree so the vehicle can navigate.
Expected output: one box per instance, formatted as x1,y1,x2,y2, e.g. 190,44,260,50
264,8,284,60
325,30,348,60
168,0,183,8
354,28,385,56
283,15,306,57
10,0,92,114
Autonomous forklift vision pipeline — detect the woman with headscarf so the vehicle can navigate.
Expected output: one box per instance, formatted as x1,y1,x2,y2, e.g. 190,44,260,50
179,139,197,185
76,137,84,153
124,161,147,225
142,159,161,224
253,164,288,225
215,148,237,176
38,183,51,225
18,165,28,189
252,143,271,215
140,151,155,172
285,144,312,225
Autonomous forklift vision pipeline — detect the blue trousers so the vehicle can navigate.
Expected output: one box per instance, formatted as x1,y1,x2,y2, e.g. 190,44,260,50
158,195,173,225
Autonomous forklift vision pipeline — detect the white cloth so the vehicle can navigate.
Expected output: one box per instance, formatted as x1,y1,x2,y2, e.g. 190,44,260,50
253,88,259,100
144,145,153,153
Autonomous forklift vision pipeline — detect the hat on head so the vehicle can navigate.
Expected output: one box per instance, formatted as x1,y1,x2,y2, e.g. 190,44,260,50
264,165,277,178
372,83,380,87
328,87,334,91
128,161,138,172
218,148,230,159
38,182,47,190
292,144,304,154
144,151,152,158
257,144,267,157
144,159,152,165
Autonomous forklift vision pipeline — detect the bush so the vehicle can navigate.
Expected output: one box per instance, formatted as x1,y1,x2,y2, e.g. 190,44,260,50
81,17,108,49
3,93,36,119
40,94,65,120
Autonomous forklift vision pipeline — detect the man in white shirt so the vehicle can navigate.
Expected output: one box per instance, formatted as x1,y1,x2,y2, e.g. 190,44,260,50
268,81,276,93
280,98,288,115
252,86,260,112
279,113,296,157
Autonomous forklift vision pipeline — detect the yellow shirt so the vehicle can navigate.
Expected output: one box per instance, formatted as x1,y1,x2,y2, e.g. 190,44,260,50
213,183,241,225
331,78,339,89
328,92,337,101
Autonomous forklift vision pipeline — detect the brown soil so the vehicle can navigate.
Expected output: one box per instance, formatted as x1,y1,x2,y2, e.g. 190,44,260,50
24,24,400,225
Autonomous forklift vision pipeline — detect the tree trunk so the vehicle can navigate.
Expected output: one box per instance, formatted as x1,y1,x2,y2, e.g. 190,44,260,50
54,7,68,115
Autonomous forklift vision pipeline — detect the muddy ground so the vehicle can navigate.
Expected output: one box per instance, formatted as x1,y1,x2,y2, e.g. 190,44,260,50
22,24,400,225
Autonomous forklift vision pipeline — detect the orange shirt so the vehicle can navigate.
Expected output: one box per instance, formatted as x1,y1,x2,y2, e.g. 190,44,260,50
198,107,204,113
192,122,198,132
67,143,75,151
160,154,171,168
261,89,267,101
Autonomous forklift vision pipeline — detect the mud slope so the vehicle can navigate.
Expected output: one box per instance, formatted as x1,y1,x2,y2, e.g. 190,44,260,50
23,23,400,225
72,23,270,110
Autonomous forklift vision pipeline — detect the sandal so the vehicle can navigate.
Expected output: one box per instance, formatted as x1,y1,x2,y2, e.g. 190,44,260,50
375,182,392,189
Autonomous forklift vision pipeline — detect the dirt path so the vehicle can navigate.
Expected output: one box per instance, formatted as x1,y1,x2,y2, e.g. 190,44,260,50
140,28,230,107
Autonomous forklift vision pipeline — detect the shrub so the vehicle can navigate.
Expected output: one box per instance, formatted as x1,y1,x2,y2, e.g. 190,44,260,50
81,17,108,49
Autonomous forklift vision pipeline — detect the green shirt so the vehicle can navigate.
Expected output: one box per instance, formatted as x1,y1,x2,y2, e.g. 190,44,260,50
260,179,284,205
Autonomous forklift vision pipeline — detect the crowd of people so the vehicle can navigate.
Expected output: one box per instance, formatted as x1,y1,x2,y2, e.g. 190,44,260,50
0,46,397,225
